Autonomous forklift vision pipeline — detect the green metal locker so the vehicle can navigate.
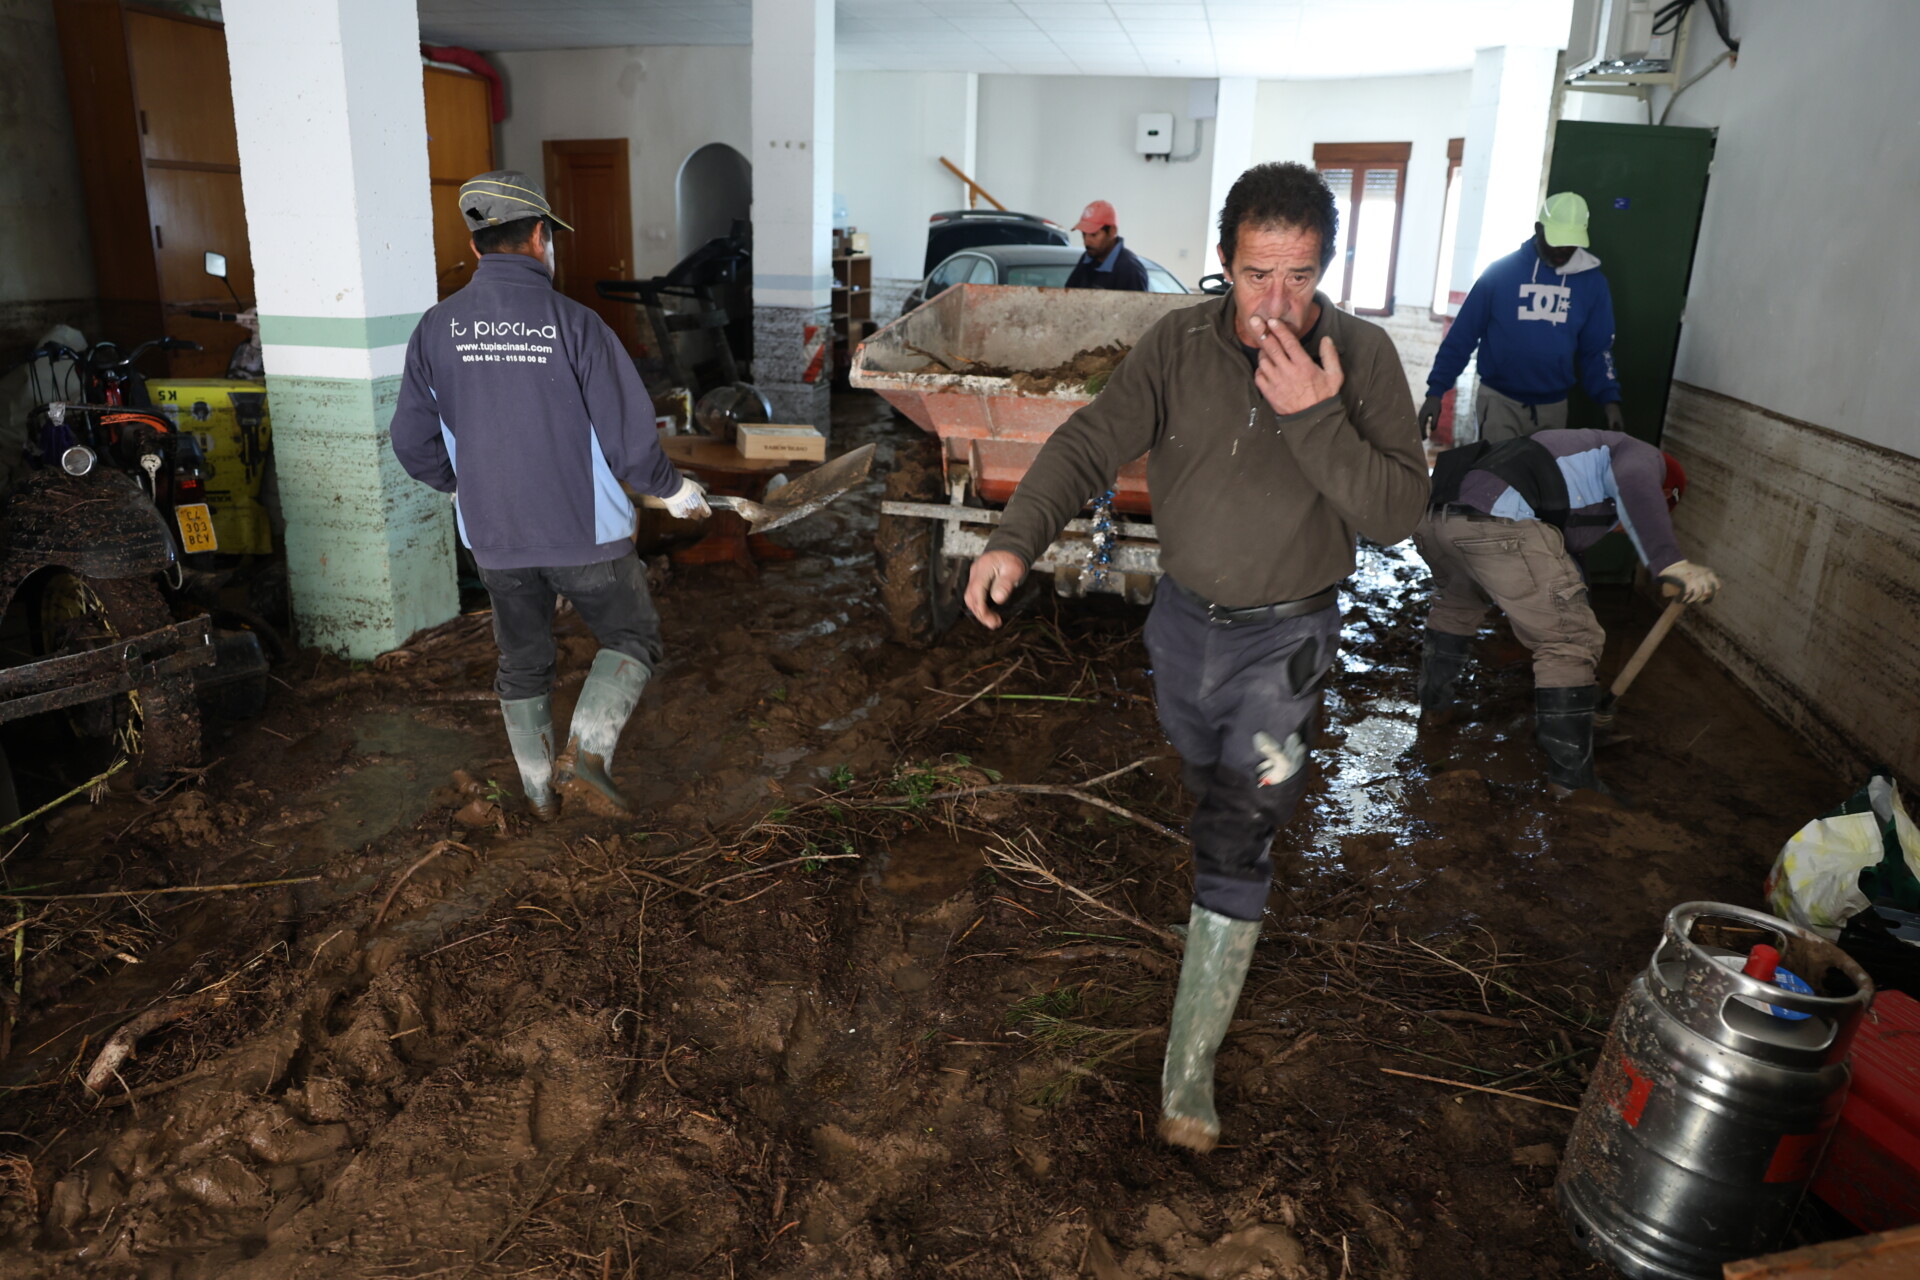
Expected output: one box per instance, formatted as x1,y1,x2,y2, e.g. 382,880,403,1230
1545,119,1715,577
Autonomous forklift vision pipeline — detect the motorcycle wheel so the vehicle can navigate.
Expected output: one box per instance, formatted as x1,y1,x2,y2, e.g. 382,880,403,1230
31,572,203,791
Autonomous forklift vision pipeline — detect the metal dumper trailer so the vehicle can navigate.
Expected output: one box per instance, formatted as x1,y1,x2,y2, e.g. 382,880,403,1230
851,283,1199,645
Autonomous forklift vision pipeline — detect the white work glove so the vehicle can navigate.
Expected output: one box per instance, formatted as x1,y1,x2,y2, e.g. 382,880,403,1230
663,475,711,520
1657,559,1721,604
1252,731,1308,788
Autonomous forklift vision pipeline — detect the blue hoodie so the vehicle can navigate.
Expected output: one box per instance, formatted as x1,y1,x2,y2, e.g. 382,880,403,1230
391,253,683,570
1427,240,1621,406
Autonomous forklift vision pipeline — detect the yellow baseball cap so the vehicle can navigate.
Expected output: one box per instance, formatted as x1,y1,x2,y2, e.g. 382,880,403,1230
1539,192,1590,248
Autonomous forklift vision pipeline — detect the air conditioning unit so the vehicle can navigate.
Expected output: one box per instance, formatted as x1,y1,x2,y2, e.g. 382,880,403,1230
1566,0,1682,80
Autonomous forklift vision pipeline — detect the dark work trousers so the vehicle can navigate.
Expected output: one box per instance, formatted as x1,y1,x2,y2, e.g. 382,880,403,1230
1143,580,1342,922
477,553,663,701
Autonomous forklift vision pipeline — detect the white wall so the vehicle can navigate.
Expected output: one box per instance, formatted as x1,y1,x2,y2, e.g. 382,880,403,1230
493,46,752,282
1653,0,1920,458
1253,72,1471,312
835,72,977,283
975,75,1216,289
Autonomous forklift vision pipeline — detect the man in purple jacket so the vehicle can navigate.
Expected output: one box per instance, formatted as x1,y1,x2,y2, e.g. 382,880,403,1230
391,171,709,818
1415,428,1720,794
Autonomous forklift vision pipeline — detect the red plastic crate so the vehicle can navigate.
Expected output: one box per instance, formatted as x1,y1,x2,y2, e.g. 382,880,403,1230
1814,989,1920,1232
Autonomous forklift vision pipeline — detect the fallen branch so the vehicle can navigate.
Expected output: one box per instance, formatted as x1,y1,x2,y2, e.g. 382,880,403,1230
0,759,127,841
699,851,860,893
83,993,213,1093
989,832,1180,948
372,841,473,929
2,875,322,902
930,658,1026,724
874,765,1184,842
1378,1066,1578,1113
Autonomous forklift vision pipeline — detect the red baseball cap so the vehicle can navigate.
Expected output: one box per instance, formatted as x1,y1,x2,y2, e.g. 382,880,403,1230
1072,200,1117,233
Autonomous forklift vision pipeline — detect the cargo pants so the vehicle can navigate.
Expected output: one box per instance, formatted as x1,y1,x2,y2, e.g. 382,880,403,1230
1143,579,1342,923
1475,383,1568,443
1412,508,1605,688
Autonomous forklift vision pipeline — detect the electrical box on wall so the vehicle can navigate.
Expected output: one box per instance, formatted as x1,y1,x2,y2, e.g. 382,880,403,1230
1136,113,1173,157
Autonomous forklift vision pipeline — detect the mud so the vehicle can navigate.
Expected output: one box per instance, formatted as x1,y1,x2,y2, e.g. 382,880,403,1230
0,392,1850,1278
917,343,1132,396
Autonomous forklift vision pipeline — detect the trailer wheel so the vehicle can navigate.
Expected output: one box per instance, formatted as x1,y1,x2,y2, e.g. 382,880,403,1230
875,445,969,647
31,573,204,791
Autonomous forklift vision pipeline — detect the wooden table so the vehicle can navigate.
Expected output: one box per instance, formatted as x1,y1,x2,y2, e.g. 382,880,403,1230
634,435,822,571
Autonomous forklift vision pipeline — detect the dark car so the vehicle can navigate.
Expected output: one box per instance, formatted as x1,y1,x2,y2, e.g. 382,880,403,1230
923,209,1069,276
903,243,1189,312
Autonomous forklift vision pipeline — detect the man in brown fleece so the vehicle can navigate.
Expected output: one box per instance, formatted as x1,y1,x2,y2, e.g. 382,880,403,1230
963,162,1428,1152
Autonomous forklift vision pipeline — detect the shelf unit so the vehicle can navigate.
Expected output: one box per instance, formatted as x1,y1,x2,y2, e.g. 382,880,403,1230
831,252,874,378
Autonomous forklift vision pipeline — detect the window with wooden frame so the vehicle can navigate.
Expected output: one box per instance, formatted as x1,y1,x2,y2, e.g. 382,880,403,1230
1432,138,1466,319
1313,142,1410,315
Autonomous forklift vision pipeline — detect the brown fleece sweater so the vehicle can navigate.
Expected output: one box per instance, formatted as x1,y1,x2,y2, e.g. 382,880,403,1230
982,291,1429,608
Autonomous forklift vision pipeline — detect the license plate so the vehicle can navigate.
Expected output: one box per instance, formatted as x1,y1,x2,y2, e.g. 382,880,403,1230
176,503,218,553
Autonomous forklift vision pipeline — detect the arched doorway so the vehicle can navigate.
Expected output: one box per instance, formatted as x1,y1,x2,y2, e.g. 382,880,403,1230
676,142,751,259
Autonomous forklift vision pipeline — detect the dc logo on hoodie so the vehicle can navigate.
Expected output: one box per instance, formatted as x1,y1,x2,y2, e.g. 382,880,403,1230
1517,283,1572,324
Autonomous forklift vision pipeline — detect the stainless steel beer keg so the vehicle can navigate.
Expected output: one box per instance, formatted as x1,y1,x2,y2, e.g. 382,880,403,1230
1557,901,1873,1279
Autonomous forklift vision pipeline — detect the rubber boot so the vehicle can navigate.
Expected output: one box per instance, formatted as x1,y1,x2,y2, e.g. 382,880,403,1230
1418,629,1474,724
555,649,650,815
1535,684,1604,796
499,695,557,820
1159,903,1261,1153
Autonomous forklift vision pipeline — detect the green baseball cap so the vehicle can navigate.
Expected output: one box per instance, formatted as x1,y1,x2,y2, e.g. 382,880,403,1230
1539,191,1590,248
457,170,574,232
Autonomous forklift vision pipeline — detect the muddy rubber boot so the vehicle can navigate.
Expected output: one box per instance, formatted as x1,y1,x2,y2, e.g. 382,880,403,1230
1535,684,1605,797
1159,904,1261,1153
555,649,650,815
499,695,557,820
1418,629,1474,725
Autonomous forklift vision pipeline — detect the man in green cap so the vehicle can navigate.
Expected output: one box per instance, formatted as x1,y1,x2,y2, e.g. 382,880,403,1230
1418,192,1625,442
391,171,711,818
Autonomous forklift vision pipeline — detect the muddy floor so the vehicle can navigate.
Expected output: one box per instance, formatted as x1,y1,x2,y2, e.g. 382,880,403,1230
0,393,1848,1279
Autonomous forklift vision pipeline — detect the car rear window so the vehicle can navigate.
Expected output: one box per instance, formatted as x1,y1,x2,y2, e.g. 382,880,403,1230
1003,265,1075,288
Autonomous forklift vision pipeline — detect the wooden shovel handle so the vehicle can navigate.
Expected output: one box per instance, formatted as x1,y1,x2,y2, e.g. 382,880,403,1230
1607,588,1687,705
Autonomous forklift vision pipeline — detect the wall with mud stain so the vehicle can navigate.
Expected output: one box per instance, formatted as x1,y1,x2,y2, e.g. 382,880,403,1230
1666,383,1920,788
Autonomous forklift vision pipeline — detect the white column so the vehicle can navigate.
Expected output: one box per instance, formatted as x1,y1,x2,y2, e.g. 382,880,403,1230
1204,77,1259,272
1448,46,1561,307
222,0,455,658
751,0,835,430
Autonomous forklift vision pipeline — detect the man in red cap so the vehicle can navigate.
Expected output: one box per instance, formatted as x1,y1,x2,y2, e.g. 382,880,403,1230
1064,199,1150,292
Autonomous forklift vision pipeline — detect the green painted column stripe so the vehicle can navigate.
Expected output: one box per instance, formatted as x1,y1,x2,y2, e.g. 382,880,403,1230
259,313,424,349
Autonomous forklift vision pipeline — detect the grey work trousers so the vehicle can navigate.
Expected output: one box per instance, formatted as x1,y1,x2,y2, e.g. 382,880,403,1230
1475,383,1568,442
477,552,663,701
1143,580,1342,922
1412,508,1605,688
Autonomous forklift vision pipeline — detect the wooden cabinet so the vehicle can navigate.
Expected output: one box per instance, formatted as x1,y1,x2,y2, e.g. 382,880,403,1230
57,0,247,377
832,253,873,379
58,2,498,376
424,66,496,300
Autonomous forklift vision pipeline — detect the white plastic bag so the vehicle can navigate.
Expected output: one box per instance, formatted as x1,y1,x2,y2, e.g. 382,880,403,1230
1765,775,1920,938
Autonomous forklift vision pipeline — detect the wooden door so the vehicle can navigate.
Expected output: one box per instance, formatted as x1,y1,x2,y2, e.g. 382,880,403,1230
424,67,495,298
543,140,641,356
123,7,246,377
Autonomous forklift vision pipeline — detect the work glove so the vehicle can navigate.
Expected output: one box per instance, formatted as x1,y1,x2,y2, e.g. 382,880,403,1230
664,475,711,520
1604,402,1626,432
1253,731,1308,788
1417,395,1443,440
1657,559,1721,604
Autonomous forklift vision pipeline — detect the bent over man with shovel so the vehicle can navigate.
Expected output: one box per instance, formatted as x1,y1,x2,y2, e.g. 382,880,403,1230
392,171,711,819
1415,428,1719,795
963,163,1429,1151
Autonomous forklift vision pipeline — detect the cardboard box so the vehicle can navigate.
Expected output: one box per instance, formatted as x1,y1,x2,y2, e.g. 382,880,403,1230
849,231,870,254
735,424,826,462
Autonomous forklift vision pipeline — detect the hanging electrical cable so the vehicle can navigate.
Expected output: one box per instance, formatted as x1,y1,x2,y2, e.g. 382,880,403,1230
1654,0,1740,56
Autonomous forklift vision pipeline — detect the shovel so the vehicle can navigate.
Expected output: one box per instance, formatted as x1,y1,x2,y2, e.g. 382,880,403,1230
1594,585,1685,736
702,442,877,533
